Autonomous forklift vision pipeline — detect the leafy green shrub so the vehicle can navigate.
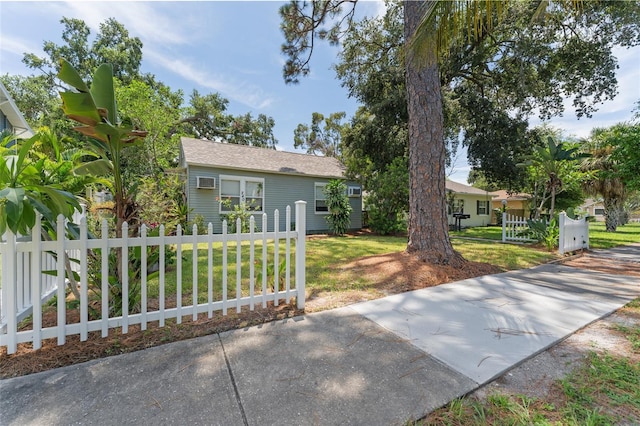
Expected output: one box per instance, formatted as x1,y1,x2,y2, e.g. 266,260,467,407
218,198,260,233
136,174,186,234
365,158,408,235
323,179,353,235
526,217,559,251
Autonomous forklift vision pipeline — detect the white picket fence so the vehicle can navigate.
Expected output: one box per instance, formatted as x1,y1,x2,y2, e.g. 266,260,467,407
502,211,589,254
0,202,306,354
501,213,535,242
0,206,85,330
558,212,589,255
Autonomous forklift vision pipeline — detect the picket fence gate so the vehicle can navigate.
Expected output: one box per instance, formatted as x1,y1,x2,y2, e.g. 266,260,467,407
0,202,306,354
558,212,589,255
501,213,535,242
501,211,589,254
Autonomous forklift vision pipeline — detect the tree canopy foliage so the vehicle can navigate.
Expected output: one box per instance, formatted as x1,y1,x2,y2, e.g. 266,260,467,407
294,111,346,157
332,1,640,191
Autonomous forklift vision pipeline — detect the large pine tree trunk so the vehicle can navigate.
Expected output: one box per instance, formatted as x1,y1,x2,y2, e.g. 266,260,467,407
404,1,464,266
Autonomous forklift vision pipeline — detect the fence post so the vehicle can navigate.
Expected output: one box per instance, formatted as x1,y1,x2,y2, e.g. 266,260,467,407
558,212,566,255
4,231,17,354
584,219,590,250
501,212,506,242
295,201,307,310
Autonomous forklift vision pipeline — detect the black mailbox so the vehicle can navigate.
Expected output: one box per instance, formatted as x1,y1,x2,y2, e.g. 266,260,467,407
452,213,470,231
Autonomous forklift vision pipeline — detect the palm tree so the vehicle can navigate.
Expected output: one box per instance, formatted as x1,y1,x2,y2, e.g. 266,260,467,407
519,136,585,219
582,133,626,232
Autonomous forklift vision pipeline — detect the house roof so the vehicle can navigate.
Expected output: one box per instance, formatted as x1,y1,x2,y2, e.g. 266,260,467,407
0,81,33,139
580,198,603,208
490,190,531,201
180,137,346,179
445,180,493,196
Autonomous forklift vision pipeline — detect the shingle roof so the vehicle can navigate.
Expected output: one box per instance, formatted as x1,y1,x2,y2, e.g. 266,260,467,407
180,137,346,179
489,190,531,201
445,180,493,196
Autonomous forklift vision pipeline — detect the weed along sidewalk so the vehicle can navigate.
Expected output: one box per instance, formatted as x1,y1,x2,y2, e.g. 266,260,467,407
2,246,640,425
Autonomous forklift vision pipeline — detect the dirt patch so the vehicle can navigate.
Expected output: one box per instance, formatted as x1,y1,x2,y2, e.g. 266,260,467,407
562,253,640,277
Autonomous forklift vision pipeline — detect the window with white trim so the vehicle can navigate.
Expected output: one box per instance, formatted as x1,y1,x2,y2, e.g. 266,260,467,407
477,200,490,215
453,199,465,214
315,183,328,214
219,175,264,213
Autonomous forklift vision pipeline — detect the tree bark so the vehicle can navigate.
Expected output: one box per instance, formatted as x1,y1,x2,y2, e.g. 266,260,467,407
404,1,464,266
603,196,620,232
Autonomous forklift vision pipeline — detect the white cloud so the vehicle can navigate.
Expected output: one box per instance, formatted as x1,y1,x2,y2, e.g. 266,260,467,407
48,2,191,47
145,49,274,110
0,36,41,57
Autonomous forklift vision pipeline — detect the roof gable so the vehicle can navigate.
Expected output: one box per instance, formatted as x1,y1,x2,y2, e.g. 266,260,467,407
0,81,33,139
445,180,493,196
180,137,346,179
489,190,531,201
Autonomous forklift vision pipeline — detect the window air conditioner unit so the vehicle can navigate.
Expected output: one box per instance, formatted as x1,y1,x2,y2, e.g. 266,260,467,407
196,176,216,189
348,186,362,197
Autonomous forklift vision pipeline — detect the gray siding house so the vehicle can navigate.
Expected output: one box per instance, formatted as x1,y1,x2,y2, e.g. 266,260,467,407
179,137,362,234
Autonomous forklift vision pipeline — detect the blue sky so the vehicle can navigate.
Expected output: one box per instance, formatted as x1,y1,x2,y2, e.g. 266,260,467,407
1,1,638,184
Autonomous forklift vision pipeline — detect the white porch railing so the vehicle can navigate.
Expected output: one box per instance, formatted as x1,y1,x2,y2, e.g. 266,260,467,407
558,212,589,255
0,201,306,354
501,212,535,242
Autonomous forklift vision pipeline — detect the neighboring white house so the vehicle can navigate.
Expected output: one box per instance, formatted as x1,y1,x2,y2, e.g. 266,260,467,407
179,137,362,234
579,198,605,221
0,81,33,139
445,180,494,228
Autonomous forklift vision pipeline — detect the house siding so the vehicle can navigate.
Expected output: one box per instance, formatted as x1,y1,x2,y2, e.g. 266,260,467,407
448,193,493,228
186,165,362,234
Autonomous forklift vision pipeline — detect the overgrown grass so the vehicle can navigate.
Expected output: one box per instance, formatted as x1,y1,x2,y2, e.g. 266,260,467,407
420,298,640,426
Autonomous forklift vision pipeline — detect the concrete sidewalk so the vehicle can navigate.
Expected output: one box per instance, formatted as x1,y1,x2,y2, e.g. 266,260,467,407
2,248,639,425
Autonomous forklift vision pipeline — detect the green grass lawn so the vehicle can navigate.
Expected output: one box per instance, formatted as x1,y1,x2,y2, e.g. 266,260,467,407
139,232,557,306
141,220,639,305
589,222,640,249
450,221,640,249
450,225,504,240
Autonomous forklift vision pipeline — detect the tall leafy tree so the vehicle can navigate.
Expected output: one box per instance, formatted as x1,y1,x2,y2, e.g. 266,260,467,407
334,1,640,191
583,123,640,231
610,122,640,193
175,89,278,148
519,135,586,219
294,111,346,157
281,0,473,264
23,17,143,84
114,78,183,178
